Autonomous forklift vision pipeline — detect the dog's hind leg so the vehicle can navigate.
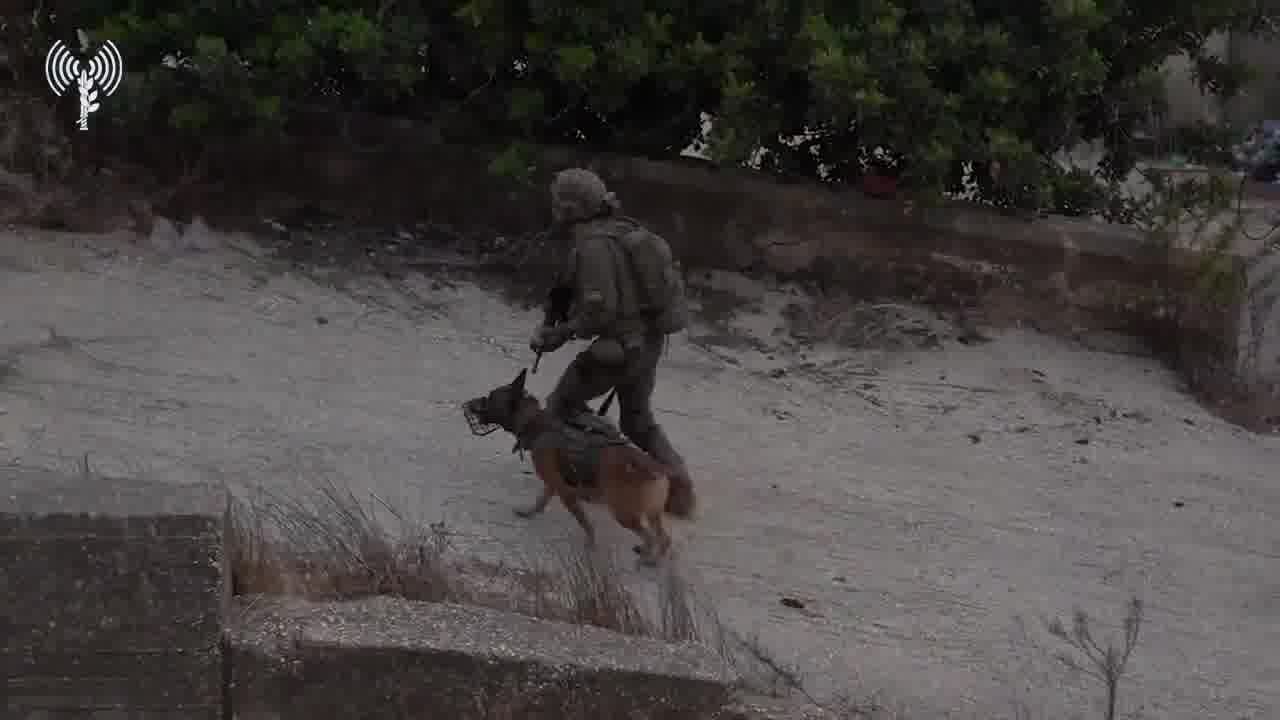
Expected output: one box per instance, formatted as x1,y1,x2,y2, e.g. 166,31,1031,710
636,520,661,567
648,511,672,562
614,511,657,563
627,515,667,567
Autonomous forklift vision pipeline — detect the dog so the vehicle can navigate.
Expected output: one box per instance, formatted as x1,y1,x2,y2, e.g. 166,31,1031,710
463,368,675,565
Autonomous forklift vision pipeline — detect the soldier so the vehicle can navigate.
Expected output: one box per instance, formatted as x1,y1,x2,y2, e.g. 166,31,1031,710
529,167,697,518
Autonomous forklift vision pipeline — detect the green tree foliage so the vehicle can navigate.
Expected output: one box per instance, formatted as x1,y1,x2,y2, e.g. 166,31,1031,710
9,0,1278,207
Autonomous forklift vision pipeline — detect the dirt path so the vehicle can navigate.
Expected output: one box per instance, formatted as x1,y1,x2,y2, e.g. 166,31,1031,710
0,227,1276,719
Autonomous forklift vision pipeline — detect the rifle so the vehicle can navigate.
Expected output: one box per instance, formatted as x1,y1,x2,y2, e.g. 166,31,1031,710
533,284,574,374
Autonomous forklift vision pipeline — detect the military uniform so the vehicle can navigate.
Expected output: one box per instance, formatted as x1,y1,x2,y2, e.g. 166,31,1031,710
531,169,697,517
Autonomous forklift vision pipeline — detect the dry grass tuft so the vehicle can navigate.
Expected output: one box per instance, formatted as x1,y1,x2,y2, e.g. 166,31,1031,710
227,480,463,603
553,542,653,636
226,479,713,646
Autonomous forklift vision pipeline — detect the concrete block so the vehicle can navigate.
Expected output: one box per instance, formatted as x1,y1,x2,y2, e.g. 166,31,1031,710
0,467,229,717
228,596,736,720
1,534,223,650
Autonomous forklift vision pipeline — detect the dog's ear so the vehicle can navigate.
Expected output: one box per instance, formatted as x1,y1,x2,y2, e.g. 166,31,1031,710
510,368,528,395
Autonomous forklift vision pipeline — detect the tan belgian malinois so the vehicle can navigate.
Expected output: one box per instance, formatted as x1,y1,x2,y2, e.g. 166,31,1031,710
463,369,675,565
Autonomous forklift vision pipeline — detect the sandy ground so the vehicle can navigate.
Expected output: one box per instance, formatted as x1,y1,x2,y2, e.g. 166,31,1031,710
0,226,1277,719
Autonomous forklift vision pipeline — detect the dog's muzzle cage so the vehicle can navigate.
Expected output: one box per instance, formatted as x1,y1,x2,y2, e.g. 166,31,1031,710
462,399,500,436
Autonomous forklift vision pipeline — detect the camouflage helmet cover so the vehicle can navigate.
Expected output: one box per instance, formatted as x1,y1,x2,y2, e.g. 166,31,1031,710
550,167,620,222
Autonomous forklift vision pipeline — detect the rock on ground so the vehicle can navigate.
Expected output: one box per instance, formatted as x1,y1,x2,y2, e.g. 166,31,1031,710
0,227,1277,719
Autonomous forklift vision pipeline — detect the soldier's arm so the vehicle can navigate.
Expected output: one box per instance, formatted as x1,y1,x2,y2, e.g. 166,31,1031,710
566,235,618,338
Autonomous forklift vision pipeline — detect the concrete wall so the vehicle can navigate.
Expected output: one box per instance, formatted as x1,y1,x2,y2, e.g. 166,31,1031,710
1228,31,1280,126
1163,33,1232,128
1163,31,1280,129
0,468,738,719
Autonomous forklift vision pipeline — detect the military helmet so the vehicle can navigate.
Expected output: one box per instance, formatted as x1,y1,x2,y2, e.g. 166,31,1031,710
550,168,619,222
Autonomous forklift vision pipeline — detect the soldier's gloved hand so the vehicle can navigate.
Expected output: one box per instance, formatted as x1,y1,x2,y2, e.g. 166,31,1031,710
530,325,572,353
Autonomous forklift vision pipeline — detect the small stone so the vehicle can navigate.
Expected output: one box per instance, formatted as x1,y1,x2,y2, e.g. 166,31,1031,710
147,216,181,252
780,597,805,610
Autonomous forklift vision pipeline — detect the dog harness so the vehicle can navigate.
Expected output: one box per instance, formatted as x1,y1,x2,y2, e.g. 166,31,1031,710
515,410,630,489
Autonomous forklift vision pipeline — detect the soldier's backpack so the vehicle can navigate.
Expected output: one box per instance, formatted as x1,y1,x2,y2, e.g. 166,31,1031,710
610,217,690,335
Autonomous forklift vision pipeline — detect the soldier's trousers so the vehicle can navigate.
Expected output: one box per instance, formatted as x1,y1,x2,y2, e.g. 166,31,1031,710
546,334,697,517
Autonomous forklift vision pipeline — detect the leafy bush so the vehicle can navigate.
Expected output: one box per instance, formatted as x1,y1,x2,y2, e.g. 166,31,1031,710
1048,166,1111,218
8,0,1278,208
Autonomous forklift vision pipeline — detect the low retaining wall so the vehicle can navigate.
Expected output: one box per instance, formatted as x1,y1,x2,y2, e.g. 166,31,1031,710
229,597,731,720
117,110,1277,427
0,468,736,719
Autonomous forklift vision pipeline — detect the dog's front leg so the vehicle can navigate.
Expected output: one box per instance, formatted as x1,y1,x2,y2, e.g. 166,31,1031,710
514,488,553,519
531,448,596,546
561,497,597,548
518,448,562,519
